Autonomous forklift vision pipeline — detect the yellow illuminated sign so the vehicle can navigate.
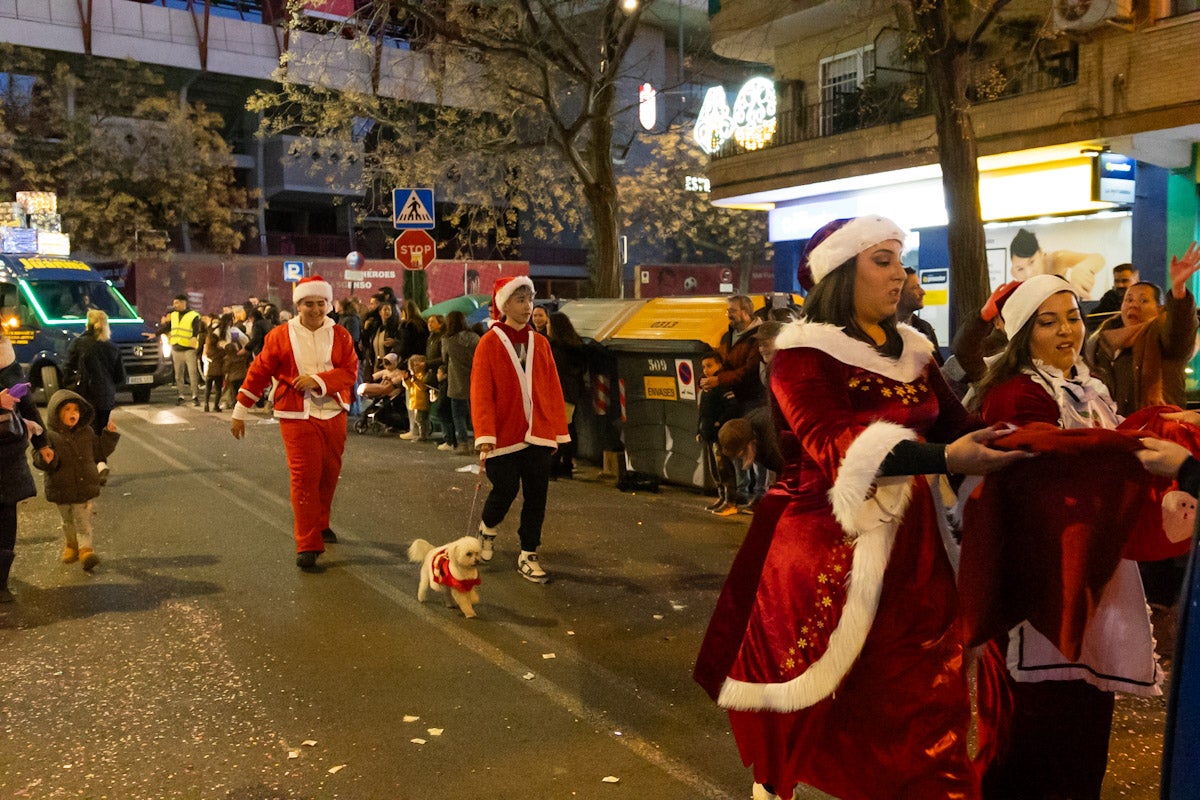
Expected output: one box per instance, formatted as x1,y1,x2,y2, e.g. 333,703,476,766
18,257,91,271
644,375,678,401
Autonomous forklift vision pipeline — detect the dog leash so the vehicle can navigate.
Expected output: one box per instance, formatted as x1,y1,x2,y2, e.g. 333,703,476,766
465,451,487,537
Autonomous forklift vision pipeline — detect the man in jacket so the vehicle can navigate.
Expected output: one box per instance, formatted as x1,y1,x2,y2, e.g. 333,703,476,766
700,295,764,414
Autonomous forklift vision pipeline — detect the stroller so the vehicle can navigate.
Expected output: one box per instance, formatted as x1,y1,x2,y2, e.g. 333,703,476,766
353,389,408,435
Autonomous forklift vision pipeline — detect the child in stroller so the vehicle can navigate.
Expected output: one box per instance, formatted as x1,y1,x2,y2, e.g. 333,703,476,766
354,352,408,435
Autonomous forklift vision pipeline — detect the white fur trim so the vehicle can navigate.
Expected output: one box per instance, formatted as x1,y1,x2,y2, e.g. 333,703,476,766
808,215,907,285
717,491,905,711
717,419,917,712
1001,274,1076,336
293,277,334,306
775,321,932,383
829,420,916,539
495,276,534,314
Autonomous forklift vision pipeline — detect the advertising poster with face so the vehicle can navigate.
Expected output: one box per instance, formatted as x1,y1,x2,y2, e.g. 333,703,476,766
425,261,530,305
987,215,1132,300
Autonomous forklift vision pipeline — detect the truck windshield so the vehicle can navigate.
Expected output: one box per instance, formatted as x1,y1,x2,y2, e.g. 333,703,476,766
23,279,142,323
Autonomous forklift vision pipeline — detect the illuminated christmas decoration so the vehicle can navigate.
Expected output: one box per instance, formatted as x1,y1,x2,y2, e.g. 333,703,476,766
692,79,777,154
693,86,734,154
731,77,777,152
639,83,657,131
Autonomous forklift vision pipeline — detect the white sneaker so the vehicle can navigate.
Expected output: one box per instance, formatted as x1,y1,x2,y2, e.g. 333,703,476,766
398,432,417,440
752,783,781,800
517,550,548,583
437,443,454,451
478,523,497,562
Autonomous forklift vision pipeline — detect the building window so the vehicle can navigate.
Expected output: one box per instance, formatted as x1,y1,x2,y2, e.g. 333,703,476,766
819,45,874,136
0,73,35,119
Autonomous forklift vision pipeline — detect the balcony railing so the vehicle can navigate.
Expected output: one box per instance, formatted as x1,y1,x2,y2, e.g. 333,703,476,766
712,48,1078,159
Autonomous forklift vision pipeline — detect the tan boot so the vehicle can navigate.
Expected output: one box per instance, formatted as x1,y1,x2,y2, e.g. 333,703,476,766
61,546,79,564
79,548,100,572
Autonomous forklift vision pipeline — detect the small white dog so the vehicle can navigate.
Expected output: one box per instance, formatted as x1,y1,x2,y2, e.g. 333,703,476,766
408,536,484,618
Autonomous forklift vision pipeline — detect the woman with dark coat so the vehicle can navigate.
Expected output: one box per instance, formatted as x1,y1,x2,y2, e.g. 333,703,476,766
547,312,587,478
65,309,126,435
0,330,52,602
395,300,429,363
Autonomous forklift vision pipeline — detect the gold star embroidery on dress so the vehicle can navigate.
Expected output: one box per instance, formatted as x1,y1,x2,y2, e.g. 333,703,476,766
821,596,833,608
816,620,826,629
832,564,843,574
817,573,828,584
881,387,892,397
796,637,808,648
800,625,810,634
785,657,795,669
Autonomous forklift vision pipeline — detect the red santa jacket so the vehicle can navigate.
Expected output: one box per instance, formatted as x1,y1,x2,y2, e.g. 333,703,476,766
470,324,569,457
236,318,358,419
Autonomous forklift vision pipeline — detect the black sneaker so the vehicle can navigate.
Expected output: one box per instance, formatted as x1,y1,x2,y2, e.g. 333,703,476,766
192,397,201,407
321,528,338,544
296,551,321,571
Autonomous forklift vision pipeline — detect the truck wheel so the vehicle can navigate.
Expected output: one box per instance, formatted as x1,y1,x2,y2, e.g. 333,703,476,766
131,386,152,404
39,365,59,405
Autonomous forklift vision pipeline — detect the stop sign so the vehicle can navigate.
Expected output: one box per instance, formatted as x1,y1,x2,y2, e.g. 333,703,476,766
394,229,436,270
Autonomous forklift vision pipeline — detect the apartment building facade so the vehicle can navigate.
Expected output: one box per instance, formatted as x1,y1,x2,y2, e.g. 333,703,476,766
704,0,1200,343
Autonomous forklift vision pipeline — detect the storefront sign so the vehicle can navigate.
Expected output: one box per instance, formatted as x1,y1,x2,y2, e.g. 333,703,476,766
1095,153,1136,204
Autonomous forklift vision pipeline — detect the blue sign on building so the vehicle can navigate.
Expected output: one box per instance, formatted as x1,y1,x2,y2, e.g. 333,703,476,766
1095,153,1136,205
283,260,305,283
393,187,436,230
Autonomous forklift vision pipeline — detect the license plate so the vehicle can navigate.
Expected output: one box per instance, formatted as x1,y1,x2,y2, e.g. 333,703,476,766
127,375,154,385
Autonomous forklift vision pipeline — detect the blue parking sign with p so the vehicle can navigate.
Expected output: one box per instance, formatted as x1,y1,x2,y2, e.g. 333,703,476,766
283,261,304,283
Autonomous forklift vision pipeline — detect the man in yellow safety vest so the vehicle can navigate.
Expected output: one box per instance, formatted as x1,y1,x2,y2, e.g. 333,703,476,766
157,294,203,406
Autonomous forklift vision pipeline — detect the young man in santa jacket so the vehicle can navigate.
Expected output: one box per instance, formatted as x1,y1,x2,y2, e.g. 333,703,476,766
471,276,570,583
230,276,358,571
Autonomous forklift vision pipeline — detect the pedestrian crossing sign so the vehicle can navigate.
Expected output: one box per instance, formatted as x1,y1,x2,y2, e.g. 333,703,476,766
393,187,435,230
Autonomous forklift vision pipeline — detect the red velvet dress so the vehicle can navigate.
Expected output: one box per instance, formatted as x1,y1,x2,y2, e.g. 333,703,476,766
694,323,979,800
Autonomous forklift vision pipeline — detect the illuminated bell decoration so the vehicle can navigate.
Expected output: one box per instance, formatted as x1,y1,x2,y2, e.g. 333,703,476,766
692,78,778,154
639,83,657,131
731,77,777,152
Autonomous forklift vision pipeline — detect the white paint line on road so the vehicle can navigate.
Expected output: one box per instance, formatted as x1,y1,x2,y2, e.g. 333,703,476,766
119,406,191,426
117,422,734,800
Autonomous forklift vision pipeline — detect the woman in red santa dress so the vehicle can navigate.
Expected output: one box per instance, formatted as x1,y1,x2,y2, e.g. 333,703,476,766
693,216,1026,800
230,276,358,571
967,261,1200,799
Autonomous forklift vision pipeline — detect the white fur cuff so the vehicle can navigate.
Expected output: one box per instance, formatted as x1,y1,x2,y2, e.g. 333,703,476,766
830,420,916,540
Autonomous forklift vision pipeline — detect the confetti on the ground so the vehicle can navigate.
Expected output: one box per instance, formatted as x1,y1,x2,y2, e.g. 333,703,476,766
302,740,317,747
542,653,556,659
328,764,346,774
455,464,480,474
567,630,575,635
653,614,664,620
403,715,420,722
287,750,300,759
670,602,686,611
522,672,535,680
602,776,620,783
411,738,427,745
427,728,443,736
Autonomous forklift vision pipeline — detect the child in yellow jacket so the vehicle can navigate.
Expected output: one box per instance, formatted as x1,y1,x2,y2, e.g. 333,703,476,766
400,354,431,441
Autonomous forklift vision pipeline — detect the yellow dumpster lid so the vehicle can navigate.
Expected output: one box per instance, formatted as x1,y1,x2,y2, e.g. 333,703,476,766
556,298,648,343
606,295,800,353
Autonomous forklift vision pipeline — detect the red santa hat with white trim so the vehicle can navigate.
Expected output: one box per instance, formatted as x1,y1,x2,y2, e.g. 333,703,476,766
293,275,334,307
491,275,534,321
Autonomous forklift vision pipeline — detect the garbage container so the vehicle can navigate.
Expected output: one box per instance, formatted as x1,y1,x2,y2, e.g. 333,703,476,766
556,298,647,463
604,295,787,488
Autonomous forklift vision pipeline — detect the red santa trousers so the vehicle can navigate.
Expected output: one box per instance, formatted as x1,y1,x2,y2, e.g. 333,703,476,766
279,415,346,553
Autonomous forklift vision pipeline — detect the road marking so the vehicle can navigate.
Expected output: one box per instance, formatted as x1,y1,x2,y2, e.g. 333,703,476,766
117,420,735,800
120,406,191,426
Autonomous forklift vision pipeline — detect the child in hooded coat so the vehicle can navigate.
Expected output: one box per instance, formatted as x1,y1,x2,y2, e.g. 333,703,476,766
33,389,119,571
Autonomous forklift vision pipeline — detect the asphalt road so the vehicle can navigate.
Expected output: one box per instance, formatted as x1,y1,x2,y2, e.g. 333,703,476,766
0,390,1171,799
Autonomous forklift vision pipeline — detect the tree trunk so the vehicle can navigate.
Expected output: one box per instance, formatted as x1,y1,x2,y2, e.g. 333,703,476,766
585,85,623,299
923,36,990,328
